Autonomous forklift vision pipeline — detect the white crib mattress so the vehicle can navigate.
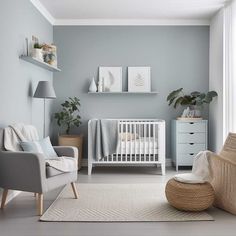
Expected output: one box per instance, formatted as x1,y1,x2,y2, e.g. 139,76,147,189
116,137,158,154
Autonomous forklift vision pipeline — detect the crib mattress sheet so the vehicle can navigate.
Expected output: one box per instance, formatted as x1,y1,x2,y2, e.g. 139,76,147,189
117,137,158,150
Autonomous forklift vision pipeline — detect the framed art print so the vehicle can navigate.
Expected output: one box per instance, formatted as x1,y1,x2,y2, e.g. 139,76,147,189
99,67,122,92
128,67,151,92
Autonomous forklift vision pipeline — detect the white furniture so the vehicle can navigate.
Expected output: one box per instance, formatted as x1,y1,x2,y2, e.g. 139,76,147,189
88,119,166,175
171,120,208,171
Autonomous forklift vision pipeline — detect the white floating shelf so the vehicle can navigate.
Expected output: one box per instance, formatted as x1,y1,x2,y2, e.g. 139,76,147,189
88,91,158,94
20,55,61,72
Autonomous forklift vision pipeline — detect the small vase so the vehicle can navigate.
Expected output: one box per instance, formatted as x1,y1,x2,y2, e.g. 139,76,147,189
98,77,103,92
89,78,97,92
31,48,43,61
190,105,202,118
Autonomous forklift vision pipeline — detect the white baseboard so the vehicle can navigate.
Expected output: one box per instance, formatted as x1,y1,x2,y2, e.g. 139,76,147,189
82,158,172,167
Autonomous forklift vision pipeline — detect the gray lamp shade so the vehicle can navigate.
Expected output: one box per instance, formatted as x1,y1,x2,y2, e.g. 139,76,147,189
33,81,56,99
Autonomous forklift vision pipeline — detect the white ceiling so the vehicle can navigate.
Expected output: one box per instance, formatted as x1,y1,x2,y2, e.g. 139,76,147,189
34,0,230,25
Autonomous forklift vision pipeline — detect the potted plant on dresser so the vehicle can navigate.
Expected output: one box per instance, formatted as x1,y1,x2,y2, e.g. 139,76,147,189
54,97,83,170
167,88,218,120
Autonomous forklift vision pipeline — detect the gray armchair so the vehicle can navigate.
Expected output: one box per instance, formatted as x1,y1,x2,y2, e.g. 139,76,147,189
0,129,79,216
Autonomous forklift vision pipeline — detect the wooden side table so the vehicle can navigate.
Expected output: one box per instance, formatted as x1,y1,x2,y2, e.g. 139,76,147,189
58,135,84,170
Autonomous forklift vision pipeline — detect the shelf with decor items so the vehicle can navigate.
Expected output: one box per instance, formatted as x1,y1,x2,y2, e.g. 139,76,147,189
20,55,61,72
171,119,208,171
88,91,158,95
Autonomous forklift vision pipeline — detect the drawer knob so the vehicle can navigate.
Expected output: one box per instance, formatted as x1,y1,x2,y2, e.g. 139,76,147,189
189,122,194,124
189,143,194,145
189,132,194,135
190,153,194,156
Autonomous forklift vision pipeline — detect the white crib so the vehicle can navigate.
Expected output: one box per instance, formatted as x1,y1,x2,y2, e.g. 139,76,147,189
88,119,166,175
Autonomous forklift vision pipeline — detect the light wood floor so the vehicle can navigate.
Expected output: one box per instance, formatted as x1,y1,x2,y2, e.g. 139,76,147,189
0,166,236,236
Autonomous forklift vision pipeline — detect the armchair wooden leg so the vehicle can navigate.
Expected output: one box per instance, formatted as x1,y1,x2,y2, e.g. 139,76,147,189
37,193,43,216
71,182,79,199
1,189,8,209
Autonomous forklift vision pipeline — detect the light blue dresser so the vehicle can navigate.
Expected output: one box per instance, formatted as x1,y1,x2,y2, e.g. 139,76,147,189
171,120,208,171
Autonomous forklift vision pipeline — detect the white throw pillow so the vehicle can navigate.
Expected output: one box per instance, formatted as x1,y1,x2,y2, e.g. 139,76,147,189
20,136,58,159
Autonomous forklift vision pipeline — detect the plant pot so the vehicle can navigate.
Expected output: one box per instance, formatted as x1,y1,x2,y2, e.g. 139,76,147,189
181,106,202,119
189,105,202,118
58,135,84,170
31,48,43,61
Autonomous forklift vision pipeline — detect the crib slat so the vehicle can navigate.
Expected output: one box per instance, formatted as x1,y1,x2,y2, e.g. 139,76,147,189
130,122,133,161
134,123,137,162
153,123,155,161
144,123,146,162
125,122,128,162
120,120,123,161
139,124,141,162
115,122,118,162
148,123,151,161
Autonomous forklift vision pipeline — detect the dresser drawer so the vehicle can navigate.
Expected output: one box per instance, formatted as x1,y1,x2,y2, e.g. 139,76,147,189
178,143,206,153
178,133,206,143
177,153,195,166
177,122,206,133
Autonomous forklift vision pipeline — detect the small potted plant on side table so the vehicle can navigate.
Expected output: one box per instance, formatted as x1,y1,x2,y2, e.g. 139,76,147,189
54,97,83,170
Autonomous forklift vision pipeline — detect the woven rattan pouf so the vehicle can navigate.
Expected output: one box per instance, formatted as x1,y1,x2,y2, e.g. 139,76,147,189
165,178,215,211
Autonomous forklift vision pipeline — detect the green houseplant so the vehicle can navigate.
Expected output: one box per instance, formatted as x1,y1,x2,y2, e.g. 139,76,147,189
55,97,81,134
167,88,218,118
54,97,83,170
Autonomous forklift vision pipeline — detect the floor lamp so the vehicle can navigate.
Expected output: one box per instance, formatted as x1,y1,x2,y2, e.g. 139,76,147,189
33,81,56,137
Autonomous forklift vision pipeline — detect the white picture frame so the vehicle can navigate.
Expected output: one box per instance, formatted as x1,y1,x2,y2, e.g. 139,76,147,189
99,67,122,92
128,67,151,92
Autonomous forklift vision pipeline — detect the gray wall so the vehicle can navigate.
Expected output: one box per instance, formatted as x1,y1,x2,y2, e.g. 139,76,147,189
0,0,53,138
209,9,224,152
53,26,210,159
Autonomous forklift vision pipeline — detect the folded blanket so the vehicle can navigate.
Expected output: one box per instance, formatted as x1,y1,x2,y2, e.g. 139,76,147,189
4,123,76,173
174,151,210,184
4,123,39,151
46,156,77,172
89,119,119,161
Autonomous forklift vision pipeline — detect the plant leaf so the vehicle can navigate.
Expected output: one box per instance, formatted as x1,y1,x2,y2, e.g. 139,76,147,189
167,88,183,101
174,97,184,108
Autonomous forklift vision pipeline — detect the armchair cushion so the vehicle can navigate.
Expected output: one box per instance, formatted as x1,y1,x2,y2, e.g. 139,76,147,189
20,137,58,159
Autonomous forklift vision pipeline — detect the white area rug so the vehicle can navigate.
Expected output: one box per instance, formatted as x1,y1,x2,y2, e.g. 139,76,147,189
40,183,213,222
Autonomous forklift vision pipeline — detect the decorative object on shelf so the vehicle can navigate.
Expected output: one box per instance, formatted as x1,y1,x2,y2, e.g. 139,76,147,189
28,35,58,67
89,77,97,92
98,77,103,92
167,88,218,119
42,44,57,67
128,67,151,92
54,97,83,169
34,81,56,137
99,67,122,92
31,36,44,62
